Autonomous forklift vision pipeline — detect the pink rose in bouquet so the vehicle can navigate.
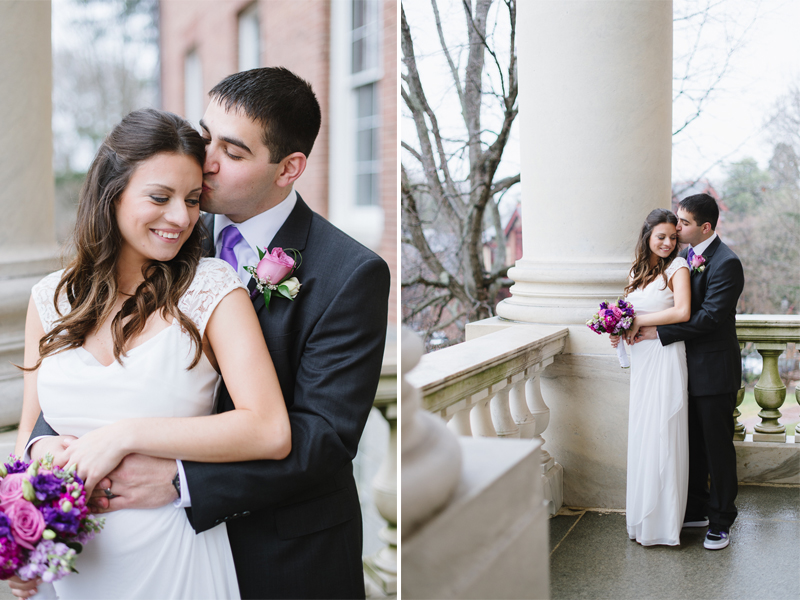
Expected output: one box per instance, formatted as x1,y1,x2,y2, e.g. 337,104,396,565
5,501,45,550
586,299,636,368
0,474,25,506
0,455,104,586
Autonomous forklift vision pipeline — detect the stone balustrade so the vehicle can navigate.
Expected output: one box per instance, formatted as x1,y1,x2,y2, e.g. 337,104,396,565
405,325,568,514
363,335,398,598
735,315,800,443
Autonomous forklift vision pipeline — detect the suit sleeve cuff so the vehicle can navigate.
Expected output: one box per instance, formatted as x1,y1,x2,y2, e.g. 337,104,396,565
24,436,48,462
172,460,192,508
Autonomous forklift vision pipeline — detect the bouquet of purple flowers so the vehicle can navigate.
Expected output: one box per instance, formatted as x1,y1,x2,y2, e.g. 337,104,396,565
586,299,635,368
0,455,104,590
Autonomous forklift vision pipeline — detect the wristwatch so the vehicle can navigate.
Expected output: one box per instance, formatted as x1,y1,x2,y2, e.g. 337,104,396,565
172,470,181,498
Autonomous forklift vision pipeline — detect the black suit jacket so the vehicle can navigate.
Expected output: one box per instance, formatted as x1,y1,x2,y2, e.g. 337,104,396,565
32,196,390,599
657,237,744,397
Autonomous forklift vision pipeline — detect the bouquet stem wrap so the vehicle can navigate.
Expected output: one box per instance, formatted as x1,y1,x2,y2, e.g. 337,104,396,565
31,582,57,599
616,339,630,368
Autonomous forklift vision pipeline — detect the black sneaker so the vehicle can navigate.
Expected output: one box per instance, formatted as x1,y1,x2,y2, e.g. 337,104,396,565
704,527,730,550
682,517,709,528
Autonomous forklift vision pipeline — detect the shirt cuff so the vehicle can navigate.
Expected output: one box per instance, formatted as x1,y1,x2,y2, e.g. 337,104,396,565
172,460,192,508
24,436,48,462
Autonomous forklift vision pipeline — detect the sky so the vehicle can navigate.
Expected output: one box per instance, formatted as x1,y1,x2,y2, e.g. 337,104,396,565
671,0,800,185
402,0,800,220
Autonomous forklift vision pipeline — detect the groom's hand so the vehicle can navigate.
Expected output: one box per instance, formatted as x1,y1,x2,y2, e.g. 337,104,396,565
89,453,178,513
635,326,658,342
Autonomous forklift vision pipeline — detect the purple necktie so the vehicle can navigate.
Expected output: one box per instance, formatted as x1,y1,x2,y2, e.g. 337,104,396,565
218,225,243,271
687,247,695,266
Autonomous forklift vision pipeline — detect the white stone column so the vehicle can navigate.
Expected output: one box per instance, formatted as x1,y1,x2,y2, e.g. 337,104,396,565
0,1,59,428
478,1,673,510
497,0,673,325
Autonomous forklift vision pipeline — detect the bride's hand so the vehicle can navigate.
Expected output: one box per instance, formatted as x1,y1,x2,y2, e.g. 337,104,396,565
30,434,77,464
60,424,129,496
625,319,641,345
6,575,42,598
609,334,621,348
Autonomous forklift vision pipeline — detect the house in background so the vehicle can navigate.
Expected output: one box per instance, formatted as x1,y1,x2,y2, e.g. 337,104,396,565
482,202,523,272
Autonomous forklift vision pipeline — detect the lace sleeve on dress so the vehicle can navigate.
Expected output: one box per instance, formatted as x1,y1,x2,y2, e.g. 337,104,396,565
666,257,689,283
178,258,247,337
30,270,68,333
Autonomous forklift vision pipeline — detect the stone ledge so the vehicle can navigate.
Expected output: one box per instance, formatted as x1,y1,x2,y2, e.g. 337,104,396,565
735,437,800,485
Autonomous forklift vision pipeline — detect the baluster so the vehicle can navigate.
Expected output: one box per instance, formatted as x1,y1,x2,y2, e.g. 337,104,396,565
490,381,520,438
470,390,497,438
753,342,787,442
733,342,746,441
447,407,473,437
526,358,555,472
363,400,397,597
509,374,536,438
795,385,799,443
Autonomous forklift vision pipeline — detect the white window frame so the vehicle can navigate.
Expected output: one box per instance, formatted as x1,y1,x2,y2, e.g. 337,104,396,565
238,3,260,72
329,0,384,251
184,49,204,128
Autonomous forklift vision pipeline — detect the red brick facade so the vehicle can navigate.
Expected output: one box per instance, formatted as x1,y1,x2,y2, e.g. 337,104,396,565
159,0,397,323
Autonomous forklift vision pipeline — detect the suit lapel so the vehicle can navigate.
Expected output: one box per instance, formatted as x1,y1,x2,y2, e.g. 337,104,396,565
699,236,721,261
251,194,314,315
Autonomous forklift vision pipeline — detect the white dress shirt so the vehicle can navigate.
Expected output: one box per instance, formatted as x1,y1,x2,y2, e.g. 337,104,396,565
211,189,298,284
689,231,717,258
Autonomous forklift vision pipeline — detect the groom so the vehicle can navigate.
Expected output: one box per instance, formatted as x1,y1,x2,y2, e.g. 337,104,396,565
637,193,744,551
31,67,390,598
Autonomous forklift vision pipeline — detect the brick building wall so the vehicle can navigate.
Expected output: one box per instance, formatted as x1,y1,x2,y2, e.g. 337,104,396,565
159,0,396,323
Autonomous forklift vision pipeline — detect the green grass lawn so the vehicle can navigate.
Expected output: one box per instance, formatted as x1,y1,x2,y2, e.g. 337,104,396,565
737,389,799,437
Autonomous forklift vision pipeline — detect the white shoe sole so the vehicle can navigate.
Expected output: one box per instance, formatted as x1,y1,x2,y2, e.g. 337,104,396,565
704,536,730,550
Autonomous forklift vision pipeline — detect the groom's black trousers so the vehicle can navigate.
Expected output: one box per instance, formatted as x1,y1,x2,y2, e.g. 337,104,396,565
686,391,738,529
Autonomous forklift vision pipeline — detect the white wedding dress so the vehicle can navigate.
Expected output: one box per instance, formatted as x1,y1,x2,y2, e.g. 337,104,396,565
624,257,689,546
32,258,243,599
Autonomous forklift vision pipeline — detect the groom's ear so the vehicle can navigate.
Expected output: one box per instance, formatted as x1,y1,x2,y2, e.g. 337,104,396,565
274,152,307,188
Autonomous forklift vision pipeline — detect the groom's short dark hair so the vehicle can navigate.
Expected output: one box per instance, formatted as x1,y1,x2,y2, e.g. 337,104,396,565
680,193,719,230
209,67,321,163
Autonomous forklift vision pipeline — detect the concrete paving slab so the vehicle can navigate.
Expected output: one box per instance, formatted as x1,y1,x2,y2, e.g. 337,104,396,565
550,484,800,600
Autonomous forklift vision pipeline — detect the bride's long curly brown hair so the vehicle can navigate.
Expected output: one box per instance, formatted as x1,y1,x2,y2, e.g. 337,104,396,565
28,109,208,370
624,209,679,296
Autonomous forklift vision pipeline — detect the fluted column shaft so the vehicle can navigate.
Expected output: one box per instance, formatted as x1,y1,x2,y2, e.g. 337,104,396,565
498,0,673,324
0,1,59,427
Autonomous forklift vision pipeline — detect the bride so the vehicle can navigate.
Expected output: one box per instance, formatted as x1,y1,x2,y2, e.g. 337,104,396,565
9,108,289,598
614,208,691,546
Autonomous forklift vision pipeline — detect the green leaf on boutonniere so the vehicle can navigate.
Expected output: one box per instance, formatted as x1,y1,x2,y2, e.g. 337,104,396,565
276,284,294,300
261,287,272,311
257,246,266,260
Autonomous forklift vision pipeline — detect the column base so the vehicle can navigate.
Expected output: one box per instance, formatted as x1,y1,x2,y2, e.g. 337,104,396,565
733,429,747,442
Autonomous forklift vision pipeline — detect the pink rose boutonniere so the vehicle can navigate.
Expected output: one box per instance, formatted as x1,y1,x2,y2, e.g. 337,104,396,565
690,254,706,273
244,247,303,310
